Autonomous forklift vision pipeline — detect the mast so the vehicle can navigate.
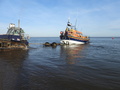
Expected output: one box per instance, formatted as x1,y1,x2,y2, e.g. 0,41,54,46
75,19,77,30
18,19,20,29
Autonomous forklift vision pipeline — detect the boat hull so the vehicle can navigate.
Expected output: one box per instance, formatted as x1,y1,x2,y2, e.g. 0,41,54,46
0,39,29,50
60,39,89,45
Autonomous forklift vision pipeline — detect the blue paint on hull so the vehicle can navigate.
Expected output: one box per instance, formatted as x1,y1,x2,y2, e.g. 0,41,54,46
0,35,21,41
69,38,89,43
0,35,29,46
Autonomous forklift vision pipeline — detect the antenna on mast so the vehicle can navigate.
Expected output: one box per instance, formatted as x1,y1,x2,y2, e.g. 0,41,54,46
75,19,77,30
18,19,20,28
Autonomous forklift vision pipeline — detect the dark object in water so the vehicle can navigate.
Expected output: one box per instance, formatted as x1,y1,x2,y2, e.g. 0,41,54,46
51,42,57,47
43,42,60,47
44,42,50,46
0,20,29,50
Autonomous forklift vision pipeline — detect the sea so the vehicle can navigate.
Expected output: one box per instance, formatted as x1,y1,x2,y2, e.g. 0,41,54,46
0,37,120,90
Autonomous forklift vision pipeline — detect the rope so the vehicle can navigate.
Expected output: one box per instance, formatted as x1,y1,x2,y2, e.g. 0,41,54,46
29,43,44,45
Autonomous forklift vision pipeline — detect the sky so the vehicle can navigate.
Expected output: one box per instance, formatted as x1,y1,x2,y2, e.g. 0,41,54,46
0,0,120,37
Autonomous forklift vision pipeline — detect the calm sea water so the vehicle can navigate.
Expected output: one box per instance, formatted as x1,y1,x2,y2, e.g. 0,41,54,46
0,37,120,90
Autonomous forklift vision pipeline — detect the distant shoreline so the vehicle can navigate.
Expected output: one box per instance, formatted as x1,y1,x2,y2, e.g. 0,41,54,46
30,37,120,38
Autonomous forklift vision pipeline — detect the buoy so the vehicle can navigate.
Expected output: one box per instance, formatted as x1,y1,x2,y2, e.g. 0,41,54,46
112,37,114,39
43,42,61,47
51,42,57,47
44,42,51,46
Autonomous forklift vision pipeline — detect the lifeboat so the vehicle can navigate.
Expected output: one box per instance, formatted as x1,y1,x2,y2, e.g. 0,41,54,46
60,20,90,44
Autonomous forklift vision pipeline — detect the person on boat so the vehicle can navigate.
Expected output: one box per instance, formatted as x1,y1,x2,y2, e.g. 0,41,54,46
60,31,64,39
64,30,69,39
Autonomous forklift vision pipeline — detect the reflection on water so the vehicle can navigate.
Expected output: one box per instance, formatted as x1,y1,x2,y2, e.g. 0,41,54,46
0,50,28,68
0,50,28,90
60,45,86,64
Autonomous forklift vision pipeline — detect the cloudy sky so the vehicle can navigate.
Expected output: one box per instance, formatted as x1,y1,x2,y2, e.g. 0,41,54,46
0,0,120,37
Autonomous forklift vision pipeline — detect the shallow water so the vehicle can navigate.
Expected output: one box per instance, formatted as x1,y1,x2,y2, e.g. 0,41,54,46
0,37,120,90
